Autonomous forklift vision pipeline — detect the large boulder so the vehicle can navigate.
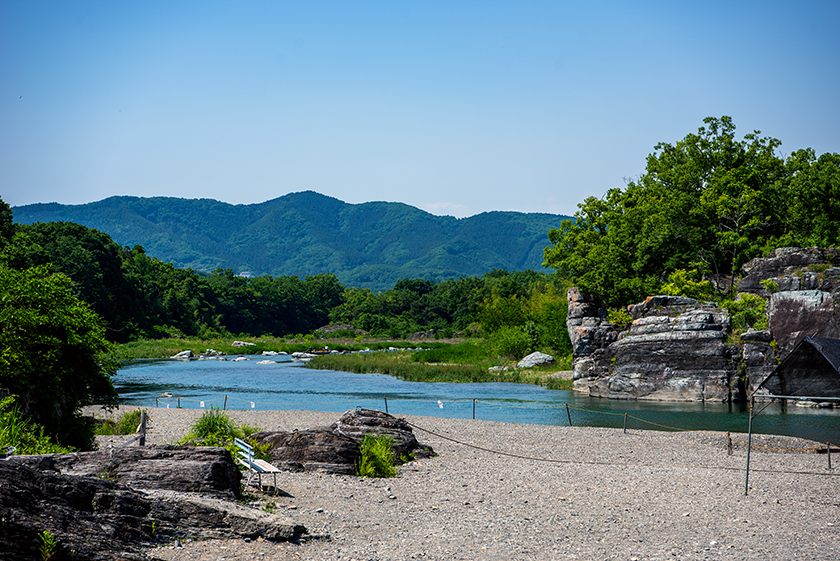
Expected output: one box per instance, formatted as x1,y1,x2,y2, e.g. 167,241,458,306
517,352,555,369
0,451,305,561
10,445,241,499
252,408,434,475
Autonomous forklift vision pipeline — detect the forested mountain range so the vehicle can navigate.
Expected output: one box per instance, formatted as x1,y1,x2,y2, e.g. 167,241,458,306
13,191,570,290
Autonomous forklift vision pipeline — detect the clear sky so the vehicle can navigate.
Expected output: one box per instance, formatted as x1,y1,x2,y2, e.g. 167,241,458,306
2,1,838,218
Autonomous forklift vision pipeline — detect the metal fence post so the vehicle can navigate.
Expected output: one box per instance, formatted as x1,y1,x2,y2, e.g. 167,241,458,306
384,396,388,414
139,410,147,447
566,403,572,426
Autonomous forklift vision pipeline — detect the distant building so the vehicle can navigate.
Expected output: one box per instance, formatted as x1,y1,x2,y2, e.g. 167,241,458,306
236,271,253,278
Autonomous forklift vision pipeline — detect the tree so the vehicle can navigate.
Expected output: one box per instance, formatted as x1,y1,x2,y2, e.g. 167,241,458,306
544,116,788,305
0,265,118,449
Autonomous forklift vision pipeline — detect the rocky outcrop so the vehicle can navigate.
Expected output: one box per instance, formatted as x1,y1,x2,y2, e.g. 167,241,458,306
1,449,306,561
10,445,242,499
566,287,618,380
739,247,840,296
253,408,434,475
574,299,739,401
739,247,840,353
769,290,840,354
569,247,840,402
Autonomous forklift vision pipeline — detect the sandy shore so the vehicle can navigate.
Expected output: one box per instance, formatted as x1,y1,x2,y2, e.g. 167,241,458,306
87,406,840,561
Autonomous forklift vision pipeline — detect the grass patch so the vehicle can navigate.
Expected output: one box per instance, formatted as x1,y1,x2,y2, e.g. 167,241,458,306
177,408,270,464
307,346,574,389
95,408,147,436
115,336,441,360
357,434,398,478
0,396,70,455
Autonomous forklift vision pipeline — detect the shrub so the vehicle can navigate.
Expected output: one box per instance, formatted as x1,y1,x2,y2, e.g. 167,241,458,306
723,293,769,334
186,408,237,440
95,409,147,436
660,268,717,301
489,325,530,360
0,396,69,455
607,308,633,330
357,434,398,478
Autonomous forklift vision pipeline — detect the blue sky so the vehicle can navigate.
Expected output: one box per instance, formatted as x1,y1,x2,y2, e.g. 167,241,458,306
2,1,838,218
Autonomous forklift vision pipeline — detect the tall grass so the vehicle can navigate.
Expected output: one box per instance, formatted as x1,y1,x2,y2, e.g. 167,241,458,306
95,409,147,436
357,434,398,478
0,396,70,455
308,350,573,389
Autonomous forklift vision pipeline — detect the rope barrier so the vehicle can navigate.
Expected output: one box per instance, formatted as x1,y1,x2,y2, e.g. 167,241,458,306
144,393,837,451
404,420,840,478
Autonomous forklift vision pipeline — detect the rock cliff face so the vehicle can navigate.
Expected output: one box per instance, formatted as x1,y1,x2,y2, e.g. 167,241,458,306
572,296,739,401
569,247,839,402
739,247,840,353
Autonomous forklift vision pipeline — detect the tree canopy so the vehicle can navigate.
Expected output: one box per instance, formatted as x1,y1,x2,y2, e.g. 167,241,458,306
0,265,119,449
544,116,840,306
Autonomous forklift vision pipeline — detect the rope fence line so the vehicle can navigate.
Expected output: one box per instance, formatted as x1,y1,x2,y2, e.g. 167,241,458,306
404,420,840,479
146,393,838,452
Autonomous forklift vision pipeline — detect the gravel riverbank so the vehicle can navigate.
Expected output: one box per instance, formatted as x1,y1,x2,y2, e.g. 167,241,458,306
87,406,840,561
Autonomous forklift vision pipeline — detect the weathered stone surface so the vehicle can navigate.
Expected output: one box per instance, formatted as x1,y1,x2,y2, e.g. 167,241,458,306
517,352,555,368
10,445,241,499
768,290,840,353
253,409,434,475
0,455,305,561
739,247,840,296
566,287,617,377
571,293,738,401
256,428,360,475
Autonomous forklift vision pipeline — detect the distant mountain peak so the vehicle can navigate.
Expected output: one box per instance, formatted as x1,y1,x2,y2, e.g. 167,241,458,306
12,193,572,290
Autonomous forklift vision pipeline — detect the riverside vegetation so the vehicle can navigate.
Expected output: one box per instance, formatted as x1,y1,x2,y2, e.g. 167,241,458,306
2,116,839,452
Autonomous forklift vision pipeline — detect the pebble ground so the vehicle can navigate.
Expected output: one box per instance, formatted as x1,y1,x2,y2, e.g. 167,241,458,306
87,406,840,561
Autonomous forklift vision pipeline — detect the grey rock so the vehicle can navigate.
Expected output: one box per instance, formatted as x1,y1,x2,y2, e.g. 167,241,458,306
517,352,555,368
253,409,434,475
0,451,305,561
769,290,840,353
10,445,241,499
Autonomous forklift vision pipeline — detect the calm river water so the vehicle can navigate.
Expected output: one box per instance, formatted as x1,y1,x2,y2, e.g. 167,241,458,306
115,357,840,444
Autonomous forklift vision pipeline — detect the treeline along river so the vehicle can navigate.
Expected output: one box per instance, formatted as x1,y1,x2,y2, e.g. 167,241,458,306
115,358,840,444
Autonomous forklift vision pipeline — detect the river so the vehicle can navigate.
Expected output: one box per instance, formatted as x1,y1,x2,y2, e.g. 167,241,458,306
114,357,840,444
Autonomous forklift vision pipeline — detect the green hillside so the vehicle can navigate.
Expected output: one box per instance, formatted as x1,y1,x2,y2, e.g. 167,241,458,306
13,191,570,290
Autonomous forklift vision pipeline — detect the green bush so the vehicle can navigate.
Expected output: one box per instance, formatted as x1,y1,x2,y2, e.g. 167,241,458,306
489,325,530,360
723,293,769,334
95,409,147,436
607,308,633,330
357,434,398,478
0,396,69,455
186,408,237,440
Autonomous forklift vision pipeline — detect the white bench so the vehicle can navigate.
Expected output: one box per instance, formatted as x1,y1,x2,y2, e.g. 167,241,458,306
234,437,281,493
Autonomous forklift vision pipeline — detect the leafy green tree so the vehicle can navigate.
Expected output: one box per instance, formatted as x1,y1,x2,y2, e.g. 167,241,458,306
544,116,788,305
0,197,12,252
0,265,118,449
782,149,840,247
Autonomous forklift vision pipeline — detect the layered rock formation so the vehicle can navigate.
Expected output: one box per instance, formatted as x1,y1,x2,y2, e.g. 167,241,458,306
739,247,840,353
1,447,305,561
569,247,839,402
573,296,739,401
